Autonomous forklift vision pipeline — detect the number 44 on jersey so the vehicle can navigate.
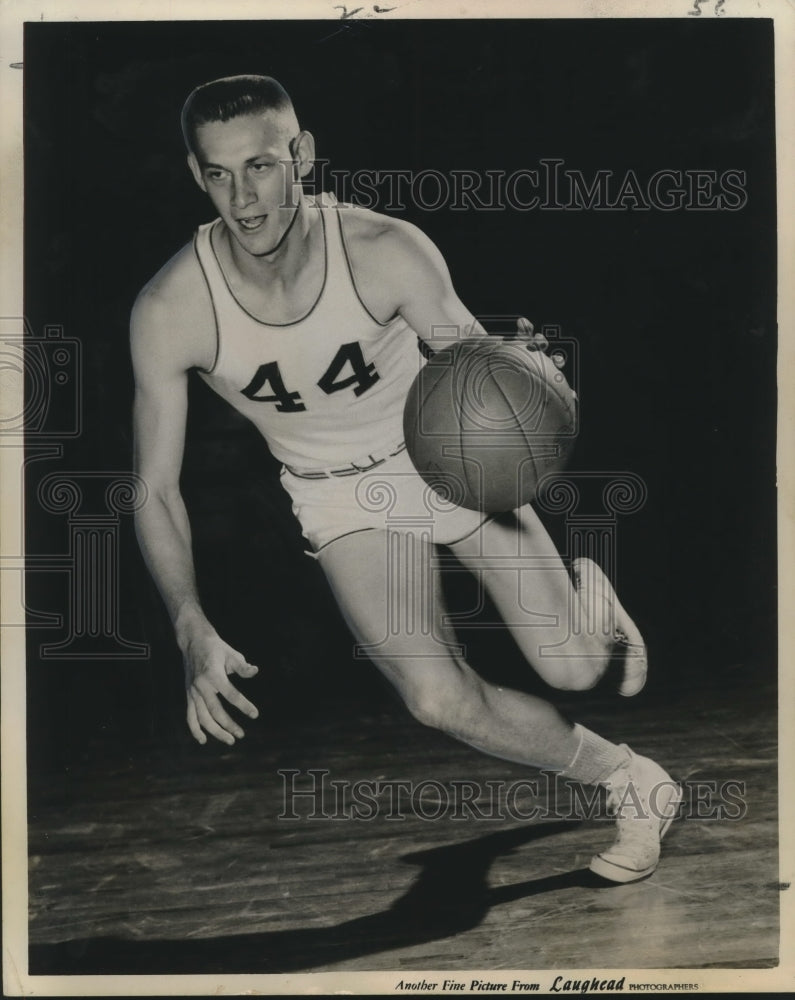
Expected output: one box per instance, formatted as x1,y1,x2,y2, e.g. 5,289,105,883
240,341,380,413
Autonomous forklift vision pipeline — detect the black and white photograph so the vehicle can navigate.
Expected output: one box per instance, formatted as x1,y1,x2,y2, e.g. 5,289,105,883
1,0,792,994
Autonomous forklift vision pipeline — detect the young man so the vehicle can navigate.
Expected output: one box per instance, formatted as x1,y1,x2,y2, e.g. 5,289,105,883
131,75,680,883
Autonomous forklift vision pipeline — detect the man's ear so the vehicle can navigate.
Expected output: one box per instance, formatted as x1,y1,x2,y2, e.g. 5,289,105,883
187,152,207,192
289,131,316,180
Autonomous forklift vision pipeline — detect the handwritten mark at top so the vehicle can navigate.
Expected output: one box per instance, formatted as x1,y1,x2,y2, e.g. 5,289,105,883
334,3,398,18
688,0,727,15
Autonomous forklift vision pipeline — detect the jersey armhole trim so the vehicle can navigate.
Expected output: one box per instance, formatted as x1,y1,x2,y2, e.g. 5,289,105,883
335,207,397,328
193,227,221,375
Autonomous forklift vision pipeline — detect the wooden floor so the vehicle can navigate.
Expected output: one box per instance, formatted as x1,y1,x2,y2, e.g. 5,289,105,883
27,676,779,975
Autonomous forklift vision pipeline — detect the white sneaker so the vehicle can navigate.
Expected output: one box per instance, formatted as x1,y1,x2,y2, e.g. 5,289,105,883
572,557,648,697
589,747,682,883
612,627,648,698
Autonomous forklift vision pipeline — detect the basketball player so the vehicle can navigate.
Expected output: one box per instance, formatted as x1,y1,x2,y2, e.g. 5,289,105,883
132,75,681,884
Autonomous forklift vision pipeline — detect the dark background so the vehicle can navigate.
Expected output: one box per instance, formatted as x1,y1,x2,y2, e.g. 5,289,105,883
24,18,777,774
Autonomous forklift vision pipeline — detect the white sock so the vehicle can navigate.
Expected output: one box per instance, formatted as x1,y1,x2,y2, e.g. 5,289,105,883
562,724,630,786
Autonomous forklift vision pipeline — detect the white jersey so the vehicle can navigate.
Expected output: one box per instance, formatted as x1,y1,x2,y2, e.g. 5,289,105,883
193,205,424,469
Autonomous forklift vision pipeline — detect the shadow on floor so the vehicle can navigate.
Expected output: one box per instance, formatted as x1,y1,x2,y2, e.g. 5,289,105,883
31,820,616,974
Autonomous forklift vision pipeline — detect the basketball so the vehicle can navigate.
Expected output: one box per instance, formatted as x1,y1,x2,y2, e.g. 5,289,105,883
403,338,578,513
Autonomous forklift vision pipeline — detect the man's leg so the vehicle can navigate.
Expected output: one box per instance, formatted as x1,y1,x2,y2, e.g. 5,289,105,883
317,528,678,882
449,505,647,696
318,528,581,770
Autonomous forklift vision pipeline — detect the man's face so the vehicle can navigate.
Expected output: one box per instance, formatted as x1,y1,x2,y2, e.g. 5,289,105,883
189,111,304,257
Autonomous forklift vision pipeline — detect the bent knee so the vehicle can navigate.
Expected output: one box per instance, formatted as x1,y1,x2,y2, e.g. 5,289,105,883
399,667,481,731
543,643,611,691
403,684,452,729
553,665,602,692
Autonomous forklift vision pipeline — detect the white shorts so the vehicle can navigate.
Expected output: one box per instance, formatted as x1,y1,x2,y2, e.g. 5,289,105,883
279,446,491,554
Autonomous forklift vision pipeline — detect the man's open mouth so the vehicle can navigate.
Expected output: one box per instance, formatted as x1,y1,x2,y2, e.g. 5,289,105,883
238,215,267,232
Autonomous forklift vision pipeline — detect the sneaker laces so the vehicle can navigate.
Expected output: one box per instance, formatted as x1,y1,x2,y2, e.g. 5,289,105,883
613,627,644,653
602,747,632,814
602,750,662,851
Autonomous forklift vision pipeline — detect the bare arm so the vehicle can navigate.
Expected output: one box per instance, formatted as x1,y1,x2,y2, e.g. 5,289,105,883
359,216,551,355
386,221,488,349
131,293,201,633
131,286,258,745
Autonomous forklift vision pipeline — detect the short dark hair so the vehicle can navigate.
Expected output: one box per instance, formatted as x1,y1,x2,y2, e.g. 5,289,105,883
181,75,297,153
